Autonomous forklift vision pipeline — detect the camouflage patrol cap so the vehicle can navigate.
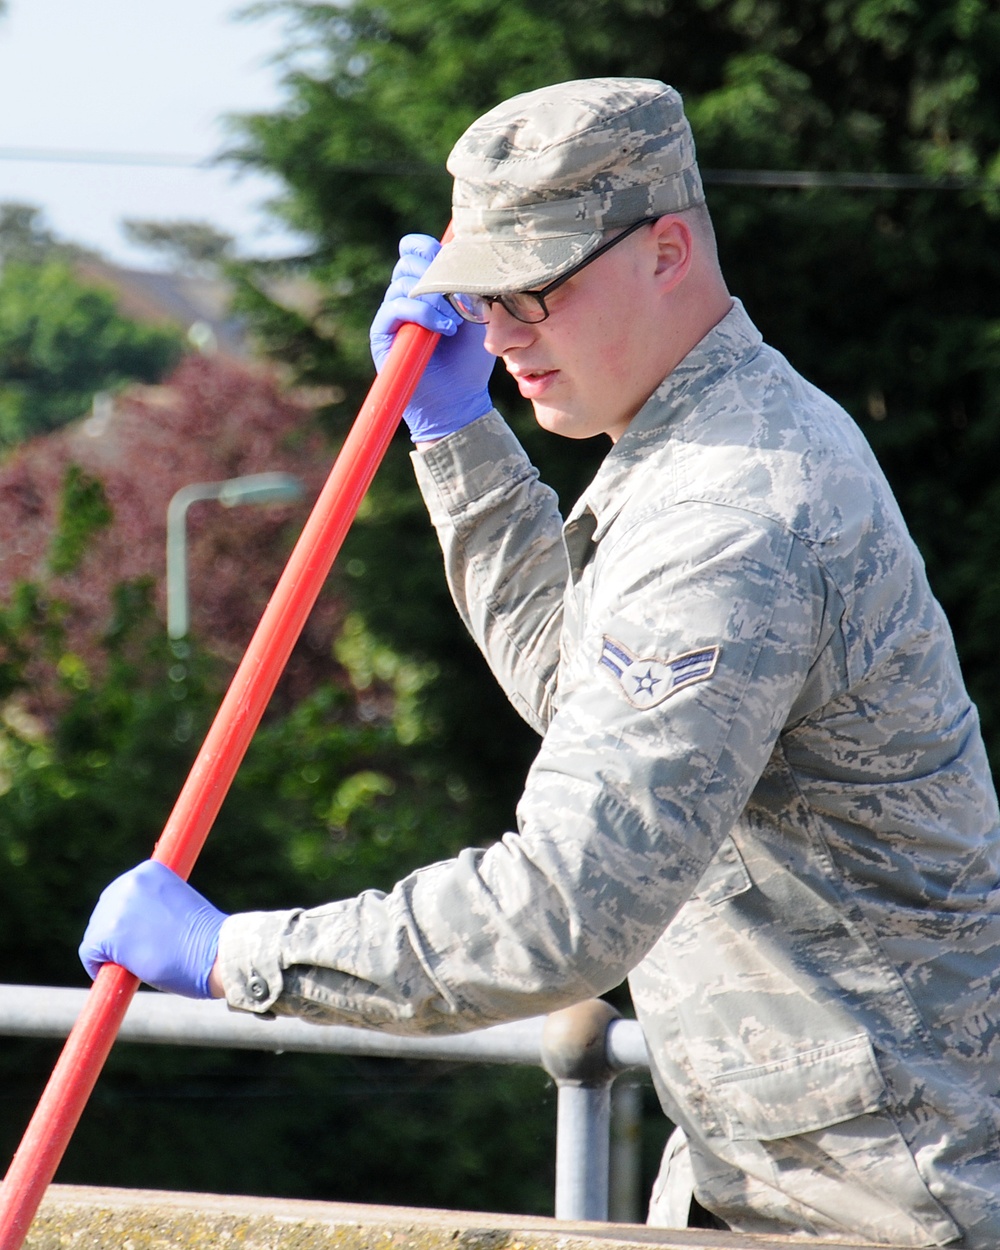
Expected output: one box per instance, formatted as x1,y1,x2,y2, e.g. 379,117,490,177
410,77,704,298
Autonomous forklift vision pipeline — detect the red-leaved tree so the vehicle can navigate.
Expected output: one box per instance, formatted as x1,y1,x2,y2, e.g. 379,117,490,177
0,354,342,722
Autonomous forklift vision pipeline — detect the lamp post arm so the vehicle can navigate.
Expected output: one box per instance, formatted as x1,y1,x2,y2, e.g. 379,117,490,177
165,482,227,642
165,475,305,641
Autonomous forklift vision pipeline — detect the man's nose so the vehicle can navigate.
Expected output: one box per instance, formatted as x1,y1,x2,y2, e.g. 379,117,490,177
483,303,536,356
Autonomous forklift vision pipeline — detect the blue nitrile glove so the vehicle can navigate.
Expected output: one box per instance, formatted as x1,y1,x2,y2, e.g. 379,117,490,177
79,859,227,999
370,233,495,442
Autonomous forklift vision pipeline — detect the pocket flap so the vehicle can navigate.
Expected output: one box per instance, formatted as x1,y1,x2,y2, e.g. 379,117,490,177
693,834,752,906
711,1033,886,1141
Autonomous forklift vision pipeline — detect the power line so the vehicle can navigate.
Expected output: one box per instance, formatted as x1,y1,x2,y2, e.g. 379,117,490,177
0,146,210,168
703,168,986,191
0,145,989,192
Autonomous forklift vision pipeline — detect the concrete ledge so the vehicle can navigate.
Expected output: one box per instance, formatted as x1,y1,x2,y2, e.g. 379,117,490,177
29,1184,885,1249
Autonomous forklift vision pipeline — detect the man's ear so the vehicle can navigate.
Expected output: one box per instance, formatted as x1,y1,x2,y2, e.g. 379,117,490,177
650,215,693,292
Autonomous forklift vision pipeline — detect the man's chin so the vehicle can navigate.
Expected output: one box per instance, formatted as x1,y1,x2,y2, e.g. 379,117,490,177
532,402,603,441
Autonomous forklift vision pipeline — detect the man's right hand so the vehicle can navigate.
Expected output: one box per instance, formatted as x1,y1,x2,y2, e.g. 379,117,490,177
370,234,495,443
79,860,227,1000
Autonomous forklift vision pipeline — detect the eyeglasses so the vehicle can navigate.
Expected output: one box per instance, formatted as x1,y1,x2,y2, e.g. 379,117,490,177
445,218,654,326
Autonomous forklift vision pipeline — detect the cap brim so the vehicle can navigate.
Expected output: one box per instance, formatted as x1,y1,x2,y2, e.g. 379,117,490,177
409,229,604,297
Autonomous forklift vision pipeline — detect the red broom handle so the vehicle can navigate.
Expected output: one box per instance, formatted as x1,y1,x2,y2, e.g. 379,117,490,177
0,226,453,1248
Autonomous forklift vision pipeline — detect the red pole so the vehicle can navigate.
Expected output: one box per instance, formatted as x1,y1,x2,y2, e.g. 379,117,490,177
0,228,453,1249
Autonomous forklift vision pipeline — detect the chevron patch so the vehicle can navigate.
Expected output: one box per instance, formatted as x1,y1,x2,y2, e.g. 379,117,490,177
599,636,720,709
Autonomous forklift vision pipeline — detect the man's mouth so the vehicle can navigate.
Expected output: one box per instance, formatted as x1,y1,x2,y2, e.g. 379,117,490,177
508,365,557,398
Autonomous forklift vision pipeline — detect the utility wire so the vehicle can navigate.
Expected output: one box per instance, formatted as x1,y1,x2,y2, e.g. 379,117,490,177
0,145,989,191
0,146,211,168
703,168,986,191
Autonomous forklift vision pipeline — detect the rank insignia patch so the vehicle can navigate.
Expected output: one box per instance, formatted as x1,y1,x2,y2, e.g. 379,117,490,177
599,636,720,709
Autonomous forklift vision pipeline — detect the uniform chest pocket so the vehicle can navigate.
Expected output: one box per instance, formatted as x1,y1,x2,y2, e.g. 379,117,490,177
692,834,752,906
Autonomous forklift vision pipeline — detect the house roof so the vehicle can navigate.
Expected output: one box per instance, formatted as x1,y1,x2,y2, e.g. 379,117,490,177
74,256,248,357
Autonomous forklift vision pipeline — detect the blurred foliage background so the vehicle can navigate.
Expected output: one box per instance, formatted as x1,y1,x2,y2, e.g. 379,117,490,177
0,0,998,1220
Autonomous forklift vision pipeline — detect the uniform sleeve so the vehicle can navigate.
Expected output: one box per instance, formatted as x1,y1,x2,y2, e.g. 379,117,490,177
216,495,836,1033
409,410,570,735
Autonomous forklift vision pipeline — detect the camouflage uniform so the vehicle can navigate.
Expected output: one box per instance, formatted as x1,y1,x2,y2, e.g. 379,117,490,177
216,80,1000,1244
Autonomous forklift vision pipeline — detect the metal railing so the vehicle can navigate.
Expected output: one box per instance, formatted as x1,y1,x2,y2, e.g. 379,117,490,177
0,984,650,1224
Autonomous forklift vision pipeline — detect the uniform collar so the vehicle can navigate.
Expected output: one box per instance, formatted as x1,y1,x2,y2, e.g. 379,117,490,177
565,298,763,541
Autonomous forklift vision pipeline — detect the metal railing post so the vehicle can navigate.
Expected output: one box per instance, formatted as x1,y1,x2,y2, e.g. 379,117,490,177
540,999,621,1222
609,1078,643,1223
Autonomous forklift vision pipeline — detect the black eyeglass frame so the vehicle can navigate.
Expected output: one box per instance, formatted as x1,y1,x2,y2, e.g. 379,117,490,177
445,217,656,326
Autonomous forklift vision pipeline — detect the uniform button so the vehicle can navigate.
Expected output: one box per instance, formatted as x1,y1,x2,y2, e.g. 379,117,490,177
247,974,269,1002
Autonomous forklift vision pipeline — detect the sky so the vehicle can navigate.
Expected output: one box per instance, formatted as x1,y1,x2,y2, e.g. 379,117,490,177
0,0,305,269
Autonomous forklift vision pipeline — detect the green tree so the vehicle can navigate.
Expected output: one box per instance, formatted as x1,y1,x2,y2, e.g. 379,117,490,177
121,218,236,275
0,202,72,270
0,259,183,450
47,464,113,576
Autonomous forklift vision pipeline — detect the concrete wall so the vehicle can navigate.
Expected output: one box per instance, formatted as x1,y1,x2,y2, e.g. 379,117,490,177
28,1184,886,1250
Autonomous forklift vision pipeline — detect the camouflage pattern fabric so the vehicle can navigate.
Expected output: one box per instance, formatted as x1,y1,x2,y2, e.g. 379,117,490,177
217,300,1000,1245
409,77,705,297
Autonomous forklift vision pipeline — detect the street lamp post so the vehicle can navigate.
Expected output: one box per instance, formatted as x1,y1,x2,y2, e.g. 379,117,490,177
166,472,305,641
